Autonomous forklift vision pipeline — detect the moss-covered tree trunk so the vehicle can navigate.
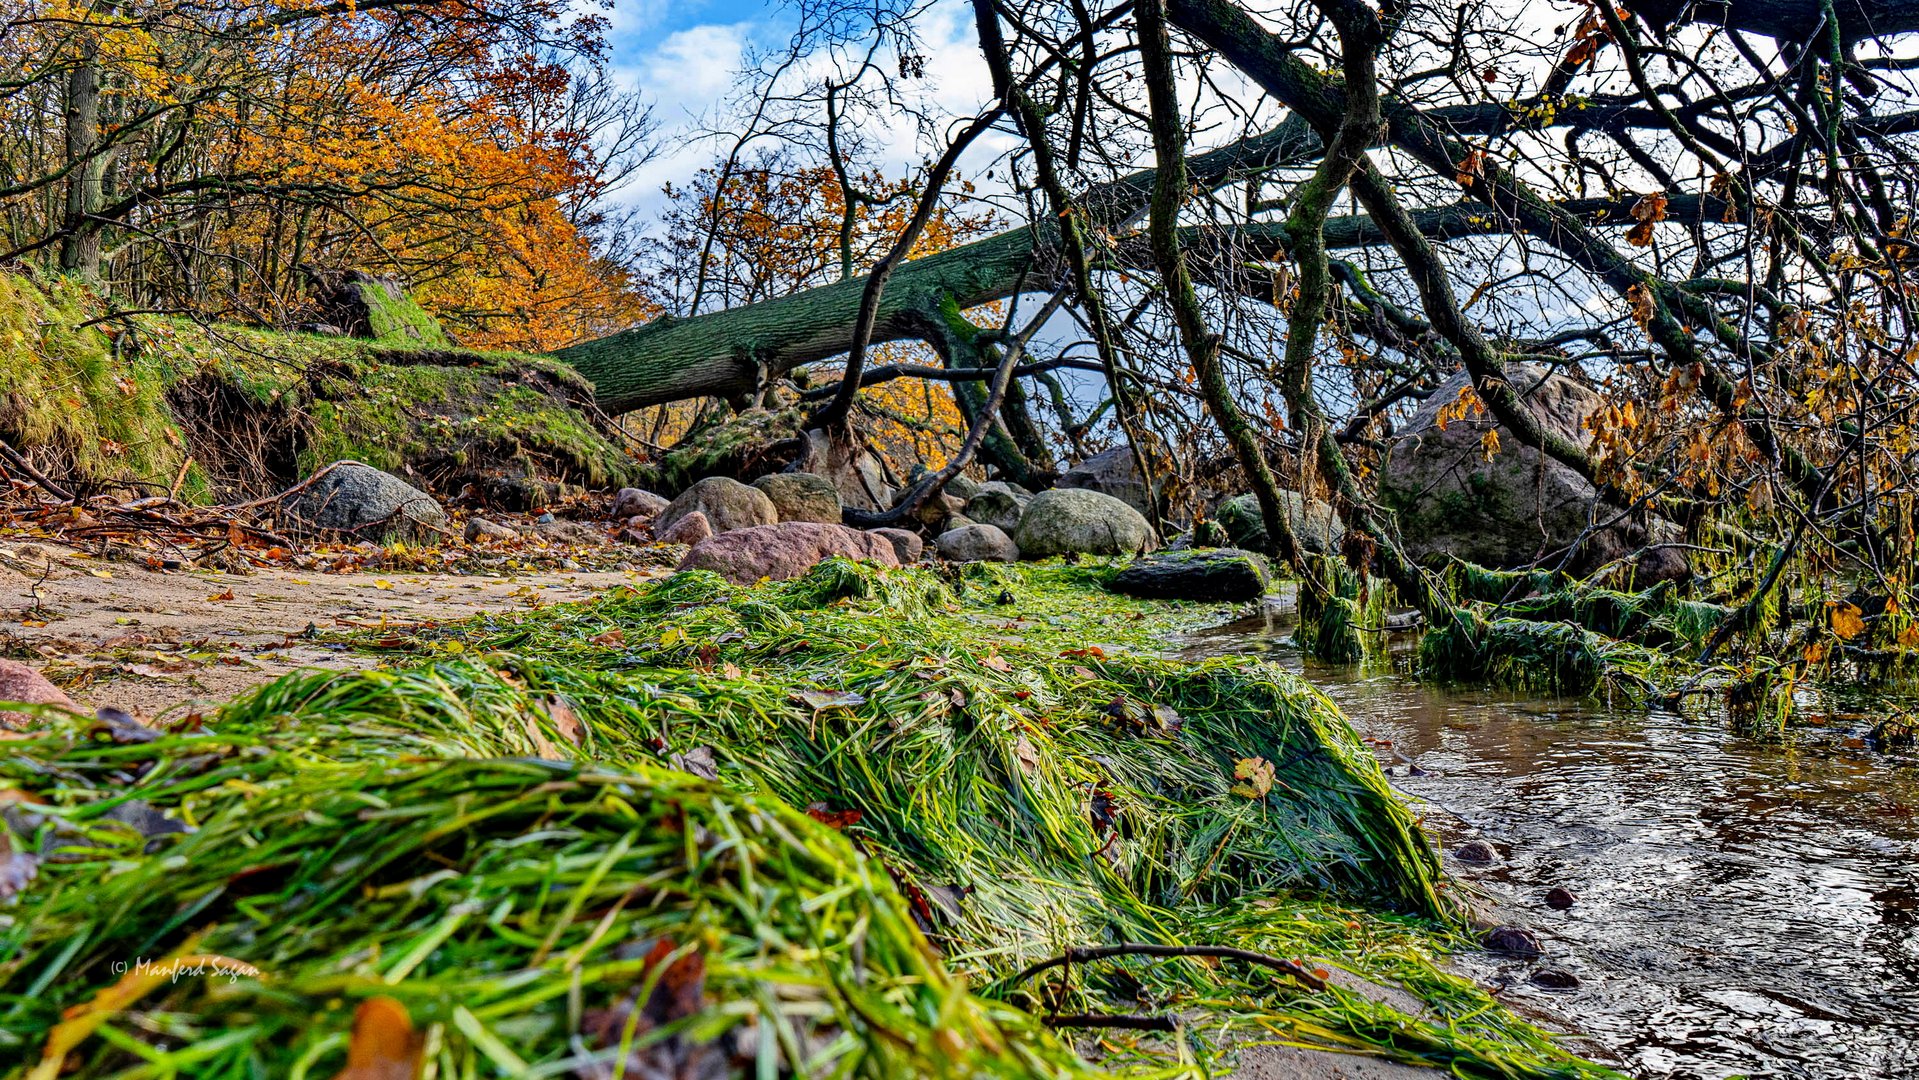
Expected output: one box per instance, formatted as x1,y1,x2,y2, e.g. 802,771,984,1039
554,126,1317,416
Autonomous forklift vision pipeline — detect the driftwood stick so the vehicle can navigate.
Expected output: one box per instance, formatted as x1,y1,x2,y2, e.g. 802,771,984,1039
0,436,73,502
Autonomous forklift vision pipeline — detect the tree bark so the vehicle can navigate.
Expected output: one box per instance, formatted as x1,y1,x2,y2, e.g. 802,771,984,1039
60,37,106,278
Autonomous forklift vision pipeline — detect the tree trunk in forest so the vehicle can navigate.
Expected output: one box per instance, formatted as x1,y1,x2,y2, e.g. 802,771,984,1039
60,44,106,278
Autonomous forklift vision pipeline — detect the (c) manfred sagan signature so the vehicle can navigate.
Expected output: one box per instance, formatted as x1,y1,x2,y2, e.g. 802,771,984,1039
109,956,261,984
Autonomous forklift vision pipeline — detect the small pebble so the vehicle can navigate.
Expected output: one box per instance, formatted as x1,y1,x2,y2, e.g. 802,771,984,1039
1481,925,1543,958
1530,968,1580,990
1545,887,1577,910
1455,839,1499,864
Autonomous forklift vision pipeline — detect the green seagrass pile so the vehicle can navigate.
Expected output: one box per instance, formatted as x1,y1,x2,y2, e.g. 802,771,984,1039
0,559,1617,1079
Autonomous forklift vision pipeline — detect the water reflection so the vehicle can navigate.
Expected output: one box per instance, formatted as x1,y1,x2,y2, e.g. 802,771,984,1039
1186,609,1919,1080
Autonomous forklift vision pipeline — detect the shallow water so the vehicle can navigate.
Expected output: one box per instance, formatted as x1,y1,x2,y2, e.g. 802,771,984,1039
1186,607,1919,1080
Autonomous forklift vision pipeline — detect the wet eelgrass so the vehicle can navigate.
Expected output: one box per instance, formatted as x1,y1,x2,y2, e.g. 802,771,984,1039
1427,561,1710,696
0,560,1618,1079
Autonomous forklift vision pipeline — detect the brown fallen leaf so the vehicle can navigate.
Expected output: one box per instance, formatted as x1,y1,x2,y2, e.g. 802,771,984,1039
980,654,1013,673
521,716,565,761
546,698,584,746
332,996,423,1080
667,745,719,781
90,707,161,744
805,802,864,828
207,589,236,602
588,629,625,647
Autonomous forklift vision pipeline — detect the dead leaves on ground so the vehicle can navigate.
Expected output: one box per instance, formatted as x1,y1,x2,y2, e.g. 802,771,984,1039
578,940,725,1080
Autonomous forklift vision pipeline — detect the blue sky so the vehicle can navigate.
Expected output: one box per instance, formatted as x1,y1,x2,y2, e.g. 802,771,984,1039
591,0,1002,213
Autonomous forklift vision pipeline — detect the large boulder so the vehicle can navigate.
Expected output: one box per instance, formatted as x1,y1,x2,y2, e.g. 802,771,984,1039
1379,364,1681,579
281,461,446,541
1217,491,1344,556
965,482,1031,533
656,476,779,536
1014,488,1159,559
677,522,901,584
793,429,897,511
936,523,1019,563
1108,549,1272,602
752,472,843,524
1058,446,1155,516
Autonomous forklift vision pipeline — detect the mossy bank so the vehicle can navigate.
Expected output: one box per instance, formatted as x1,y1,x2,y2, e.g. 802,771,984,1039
0,270,634,504
0,561,1616,1079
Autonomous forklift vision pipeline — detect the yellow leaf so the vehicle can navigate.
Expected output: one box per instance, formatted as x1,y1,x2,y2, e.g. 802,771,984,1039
1830,602,1866,640
1231,756,1275,799
88,569,112,580
374,580,394,590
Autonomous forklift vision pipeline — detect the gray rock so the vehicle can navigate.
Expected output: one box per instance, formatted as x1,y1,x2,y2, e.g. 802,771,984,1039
795,429,896,510
935,523,1019,563
751,472,843,524
965,481,1031,533
1380,364,1686,581
1108,549,1271,602
1217,490,1344,556
656,476,779,536
1455,840,1499,864
660,510,713,546
1013,488,1158,559
943,473,981,502
464,517,519,542
870,527,924,564
916,492,966,530
1058,446,1156,516
677,522,901,584
611,487,669,521
534,519,603,544
281,461,446,541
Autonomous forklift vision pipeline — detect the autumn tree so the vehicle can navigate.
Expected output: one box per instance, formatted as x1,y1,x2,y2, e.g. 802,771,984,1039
0,0,653,347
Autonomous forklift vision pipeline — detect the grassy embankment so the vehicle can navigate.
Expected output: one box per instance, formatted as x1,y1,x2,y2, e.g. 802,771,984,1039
0,270,633,503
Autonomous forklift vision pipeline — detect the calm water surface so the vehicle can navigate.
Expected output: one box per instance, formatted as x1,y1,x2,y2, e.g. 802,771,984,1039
1186,605,1919,1080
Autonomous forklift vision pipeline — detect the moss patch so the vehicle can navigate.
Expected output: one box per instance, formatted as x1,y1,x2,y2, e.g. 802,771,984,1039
0,271,634,503
0,272,191,494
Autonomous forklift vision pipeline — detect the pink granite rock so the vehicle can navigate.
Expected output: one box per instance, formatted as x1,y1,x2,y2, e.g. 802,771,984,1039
0,658,77,730
660,510,714,546
677,522,902,584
